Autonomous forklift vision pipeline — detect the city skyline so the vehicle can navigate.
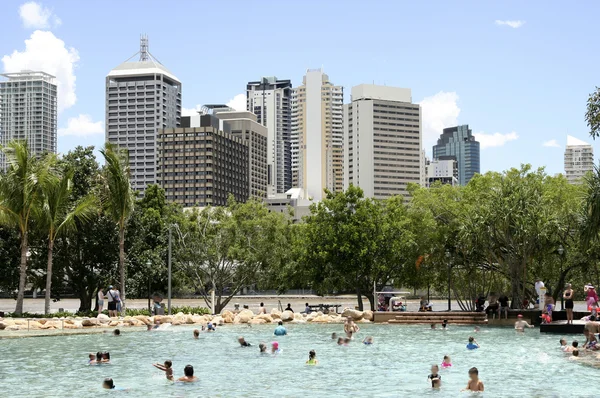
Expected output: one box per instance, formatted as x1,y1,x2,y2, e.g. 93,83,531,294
0,1,599,177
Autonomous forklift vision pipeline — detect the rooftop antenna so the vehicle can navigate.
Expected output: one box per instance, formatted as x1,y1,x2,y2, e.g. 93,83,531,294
140,34,149,61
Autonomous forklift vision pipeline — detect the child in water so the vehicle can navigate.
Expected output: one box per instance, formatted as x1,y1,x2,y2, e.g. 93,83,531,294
441,355,452,368
88,353,97,365
193,329,200,339
259,343,267,353
306,350,318,365
428,364,441,387
271,341,281,354
466,337,480,350
463,367,484,392
153,360,174,381
363,336,374,345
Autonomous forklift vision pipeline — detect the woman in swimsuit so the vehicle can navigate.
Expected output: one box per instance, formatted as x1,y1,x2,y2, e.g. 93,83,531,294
564,283,574,324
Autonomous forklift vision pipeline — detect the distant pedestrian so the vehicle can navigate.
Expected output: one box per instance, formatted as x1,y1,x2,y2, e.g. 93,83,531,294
107,285,120,318
97,288,105,316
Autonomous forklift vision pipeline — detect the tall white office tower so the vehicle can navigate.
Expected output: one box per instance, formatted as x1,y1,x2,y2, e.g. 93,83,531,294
343,84,422,199
105,35,181,195
0,71,57,170
564,135,594,184
291,69,343,201
246,77,292,196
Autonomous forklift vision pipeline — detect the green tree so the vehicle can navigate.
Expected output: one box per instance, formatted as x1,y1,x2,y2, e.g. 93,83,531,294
0,141,53,314
99,144,135,309
37,166,98,314
0,225,20,294
175,197,290,313
586,87,600,139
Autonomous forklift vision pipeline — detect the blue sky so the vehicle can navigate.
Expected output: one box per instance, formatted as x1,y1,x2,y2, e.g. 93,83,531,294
1,0,599,175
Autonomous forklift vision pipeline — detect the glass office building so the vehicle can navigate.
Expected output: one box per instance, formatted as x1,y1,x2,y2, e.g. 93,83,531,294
432,125,480,185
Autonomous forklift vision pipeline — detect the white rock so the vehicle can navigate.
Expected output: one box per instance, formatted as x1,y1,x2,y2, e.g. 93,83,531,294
280,310,294,322
97,314,110,323
341,308,363,320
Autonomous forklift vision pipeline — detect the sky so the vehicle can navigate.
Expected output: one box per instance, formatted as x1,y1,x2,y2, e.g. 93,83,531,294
1,0,599,175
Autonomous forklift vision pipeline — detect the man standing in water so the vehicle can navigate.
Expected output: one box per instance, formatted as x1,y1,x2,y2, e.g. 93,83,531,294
515,314,534,332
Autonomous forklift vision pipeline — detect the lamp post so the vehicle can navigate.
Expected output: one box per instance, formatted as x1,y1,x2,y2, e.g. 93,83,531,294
446,250,452,312
558,244,564,311
146,260,152,313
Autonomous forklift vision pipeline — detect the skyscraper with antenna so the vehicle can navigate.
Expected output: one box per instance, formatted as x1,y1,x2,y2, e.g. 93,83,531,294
105,35,182,195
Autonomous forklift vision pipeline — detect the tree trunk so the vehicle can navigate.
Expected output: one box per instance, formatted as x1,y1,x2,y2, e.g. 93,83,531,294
14,231,29,315
78,289,93,313
44,238,54,315
119,224,126,314
367,292,375,311
356,287,363,311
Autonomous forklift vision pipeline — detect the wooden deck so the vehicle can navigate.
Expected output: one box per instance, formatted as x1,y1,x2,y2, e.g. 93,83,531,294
373,311,487,325
539,320,585,334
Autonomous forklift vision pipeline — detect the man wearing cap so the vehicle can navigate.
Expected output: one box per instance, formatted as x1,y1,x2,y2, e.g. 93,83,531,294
534,278,545,308
515,314,534,332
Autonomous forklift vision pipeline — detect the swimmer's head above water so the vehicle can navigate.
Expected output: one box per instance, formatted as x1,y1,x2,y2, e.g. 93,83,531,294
102,378,115,389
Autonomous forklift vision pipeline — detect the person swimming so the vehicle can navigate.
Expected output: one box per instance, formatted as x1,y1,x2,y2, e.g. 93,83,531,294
306,350,318,365
238,336,251,347
113,329,120,336
88,353,97,365
344,317,360,338
331,332,337,340
259,343,267,353
207,322,216,331
363,336,374,345
441,355,452,367
430,324,436,330
271,341,281,354
153,360,174,381
442,320,448,329
428,364,441,388
102,352,111,363
337,337,345,346
463,367,484,392
177,365,198,383
466,337,479,350
193,329,200,339
102,378,116,389
515,314,534,332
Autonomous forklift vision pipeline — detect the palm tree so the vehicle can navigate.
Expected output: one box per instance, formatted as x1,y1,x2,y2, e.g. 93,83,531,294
0,141,53,315
37,166,98,315
99,144,134,312
583,163,600,246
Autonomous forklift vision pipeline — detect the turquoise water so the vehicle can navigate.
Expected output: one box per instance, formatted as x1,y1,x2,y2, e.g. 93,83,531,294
0,324,594,397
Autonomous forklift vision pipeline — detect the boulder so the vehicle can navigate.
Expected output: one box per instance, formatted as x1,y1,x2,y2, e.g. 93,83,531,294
341,308,363,321
306,312,318,322
222,311,235,323
211,316,224,325
234,309,255,324
362,310,373,321
192,315,208,324
270,309,282,319
280,310,294,322
291,319,307,324
28,321,43,330
155,316,173,324
13,319,27,326
134,315,152,326
311,315,331,323
248,318,267,325
6,324,20,331
97,314,110,323
256,314,273,323
0,322,5,330
294,313,305,321
82,318,99,327
108,320,121,327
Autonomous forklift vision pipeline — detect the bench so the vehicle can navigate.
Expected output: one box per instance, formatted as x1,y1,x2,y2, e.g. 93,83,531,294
308,304,342,314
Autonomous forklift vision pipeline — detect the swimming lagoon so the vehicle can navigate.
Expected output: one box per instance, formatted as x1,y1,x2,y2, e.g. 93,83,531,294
0,324,591,397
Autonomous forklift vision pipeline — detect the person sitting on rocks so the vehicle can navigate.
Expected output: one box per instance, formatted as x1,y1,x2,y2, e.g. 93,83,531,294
274,321,287,336
258,302,267,315
303,303,311,314
238,336,251,347
285,303,294,313
177,365,198,383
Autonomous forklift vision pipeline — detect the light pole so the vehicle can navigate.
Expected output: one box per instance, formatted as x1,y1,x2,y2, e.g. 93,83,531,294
146,260,152,313
558,244,564,311
167,226,172,316
446,250,452,312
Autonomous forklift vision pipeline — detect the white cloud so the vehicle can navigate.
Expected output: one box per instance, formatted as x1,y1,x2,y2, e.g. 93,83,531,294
2,30,79,113
226,93,246,112
542,139,560,148
19,2,61,29
182,105,202,116
58,114,103,137
495,20,525,29
474,131,519,149
419,91,461,151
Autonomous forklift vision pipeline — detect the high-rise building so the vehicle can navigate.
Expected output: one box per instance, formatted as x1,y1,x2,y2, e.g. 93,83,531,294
291,69,343,201
564,135,594,184
215,110,268,199
156,114,248,208
343,84,422,199
246,77,292,196
0,71,57,169
432,125,480,186
425,158,458,187
105,36,182,195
